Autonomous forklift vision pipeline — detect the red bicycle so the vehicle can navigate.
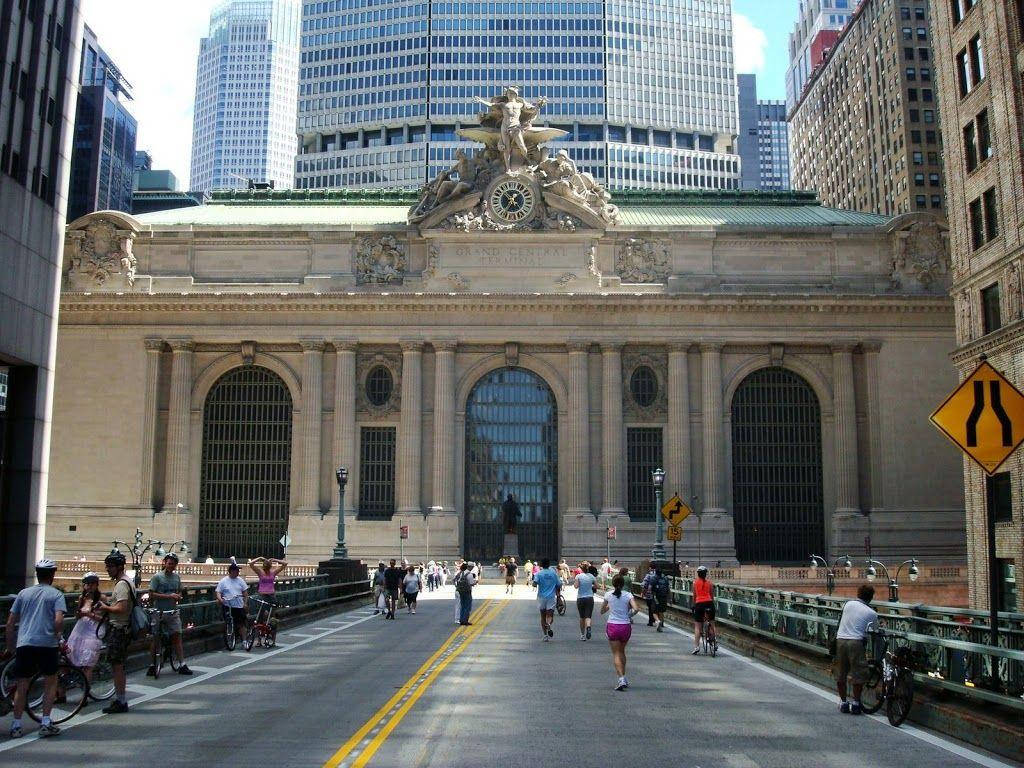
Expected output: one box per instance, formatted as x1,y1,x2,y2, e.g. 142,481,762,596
242,598,281,650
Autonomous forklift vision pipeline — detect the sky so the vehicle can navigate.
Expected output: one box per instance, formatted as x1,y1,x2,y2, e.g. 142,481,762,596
81,0,798,188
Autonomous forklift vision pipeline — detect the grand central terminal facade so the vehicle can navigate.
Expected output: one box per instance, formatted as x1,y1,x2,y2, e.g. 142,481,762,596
45,107,966,566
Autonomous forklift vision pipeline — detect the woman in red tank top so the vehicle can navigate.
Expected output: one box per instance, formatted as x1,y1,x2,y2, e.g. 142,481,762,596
691,566,716,655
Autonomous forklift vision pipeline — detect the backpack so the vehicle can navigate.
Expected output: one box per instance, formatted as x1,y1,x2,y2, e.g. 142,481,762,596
654,575,670,599
118,579,149,639
373,570,386,587
455,573,472,595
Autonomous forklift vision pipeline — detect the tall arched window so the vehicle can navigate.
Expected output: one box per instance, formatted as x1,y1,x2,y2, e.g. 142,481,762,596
731,367,824,564
199,366,292,559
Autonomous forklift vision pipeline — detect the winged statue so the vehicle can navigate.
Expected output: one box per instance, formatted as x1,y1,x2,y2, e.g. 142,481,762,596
456,86,567,172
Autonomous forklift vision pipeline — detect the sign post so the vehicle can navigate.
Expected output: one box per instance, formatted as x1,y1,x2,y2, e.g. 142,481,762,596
606,523,616,562
399,522,409,560
666,524,683,565
279,533,291,558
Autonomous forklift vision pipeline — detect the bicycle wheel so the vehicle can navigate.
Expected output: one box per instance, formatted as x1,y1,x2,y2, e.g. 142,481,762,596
223,613,236,651
886,671,914,727
26,665,88,724
0,657,18,701
242,622,257,652
709,629,718,658
88,649,115,701
263,626,277,649
168,643,182,672
859,664,885,714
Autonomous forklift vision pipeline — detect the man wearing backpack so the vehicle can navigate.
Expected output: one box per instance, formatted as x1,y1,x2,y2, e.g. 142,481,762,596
455,562,476,625
651,568,670,632
97,551,134,714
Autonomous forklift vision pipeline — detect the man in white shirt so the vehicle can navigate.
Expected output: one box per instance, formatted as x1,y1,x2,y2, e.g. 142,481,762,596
834,584,878,715
216,563,249,647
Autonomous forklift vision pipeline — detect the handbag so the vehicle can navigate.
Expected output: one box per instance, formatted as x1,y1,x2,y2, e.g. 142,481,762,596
119,578,149,639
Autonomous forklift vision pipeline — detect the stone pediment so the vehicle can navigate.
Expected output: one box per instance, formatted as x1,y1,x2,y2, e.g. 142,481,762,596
64,211,143,291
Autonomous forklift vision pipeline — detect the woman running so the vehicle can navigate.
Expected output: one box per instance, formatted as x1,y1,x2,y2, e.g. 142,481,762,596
65,573,105,684
600,574,640,691
574,564,598,640
402,565,422,614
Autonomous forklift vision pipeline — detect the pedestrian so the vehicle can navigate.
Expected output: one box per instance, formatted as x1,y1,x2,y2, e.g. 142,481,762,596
97,551,135,713
600,574,640,691
216,563,250,647
691,565,716,653
504,557,517,594
574,564,598,641
403,565,422,614
599,557,613,589
640,564,657,626
523,559,533,588
835,584,878,715
652,568,670,632
248,556,287,603
531,561,540,589
383,559,404,620
372,561,386,615
455,562,476,625
534,558,560,641
3,559,65,737
65,573,105,686
147,553,193,675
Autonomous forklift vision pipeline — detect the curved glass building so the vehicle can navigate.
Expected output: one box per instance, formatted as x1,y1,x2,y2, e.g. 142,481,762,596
295,0,739,191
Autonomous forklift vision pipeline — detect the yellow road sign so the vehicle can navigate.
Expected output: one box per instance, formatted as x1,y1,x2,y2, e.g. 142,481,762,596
930,360,1024,475
666,524,683,542
660,494,692,526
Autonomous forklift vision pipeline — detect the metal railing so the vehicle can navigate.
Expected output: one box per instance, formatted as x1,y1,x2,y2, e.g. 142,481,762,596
638,578,1024,710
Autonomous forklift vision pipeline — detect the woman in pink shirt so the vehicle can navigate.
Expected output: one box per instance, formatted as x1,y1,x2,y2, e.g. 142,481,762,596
248,557,287,602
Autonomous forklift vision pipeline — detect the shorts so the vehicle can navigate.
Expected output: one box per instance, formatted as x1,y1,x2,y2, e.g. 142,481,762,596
835,639,869,685
605,623,632,643
386,587,400,602
537,595,557,613
576,596,594,619
655,598,668,614
404,590,418,605
12,646,59,679
693,601,716,622
150,611,183,634
505,574,516,585
107,625,132,665
227,606,248,628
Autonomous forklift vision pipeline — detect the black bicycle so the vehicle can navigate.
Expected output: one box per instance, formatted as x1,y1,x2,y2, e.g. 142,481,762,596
0,649,89,724
147,609,183,678
861,628,915,726
222,604,248,651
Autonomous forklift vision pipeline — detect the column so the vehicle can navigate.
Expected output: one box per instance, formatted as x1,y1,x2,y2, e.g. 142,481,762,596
700,343,725,514
332,339,357,512
299,338,325,513
667,343,691,500
566,341,591,514
164,338,194,510
397,340,423,514
863,341,884,511
140,338,163,506
832,343,860,514
601,342,625,515
431,340,457,512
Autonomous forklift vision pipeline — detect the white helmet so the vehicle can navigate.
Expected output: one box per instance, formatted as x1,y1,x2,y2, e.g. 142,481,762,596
35,558,57,570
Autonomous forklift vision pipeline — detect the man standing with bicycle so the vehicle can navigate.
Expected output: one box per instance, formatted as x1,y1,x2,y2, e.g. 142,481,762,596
97,551,134,714
3,559,64,738
834,584,878,715
147,553,193,677
216,563,250,646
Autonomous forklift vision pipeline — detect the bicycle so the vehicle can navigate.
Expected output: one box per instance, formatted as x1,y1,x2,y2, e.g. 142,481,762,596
555,593,566,616
0,649,89,724
700,611,718,657
222,604,247,651
147,609,183,678
860,628,915,726
242,598,280,651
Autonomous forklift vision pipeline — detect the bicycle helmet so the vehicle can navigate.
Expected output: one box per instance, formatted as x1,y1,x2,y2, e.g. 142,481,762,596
696,565,709,577
162,552,179,563
35,558,57,570
104,551,127,566
82,572,100,583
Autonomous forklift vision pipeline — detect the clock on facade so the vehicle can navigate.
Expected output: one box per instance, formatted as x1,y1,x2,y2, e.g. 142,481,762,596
486,177,538,225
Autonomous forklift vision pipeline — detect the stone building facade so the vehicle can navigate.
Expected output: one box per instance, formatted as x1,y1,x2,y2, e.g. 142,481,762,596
789,0,946,218
931,0,1024,610
45,188,966,567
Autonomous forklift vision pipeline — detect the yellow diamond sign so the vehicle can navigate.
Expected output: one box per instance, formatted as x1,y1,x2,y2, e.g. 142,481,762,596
930,360,1024,475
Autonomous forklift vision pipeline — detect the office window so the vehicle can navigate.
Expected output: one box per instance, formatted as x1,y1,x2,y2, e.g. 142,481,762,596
918,48,929,61
915,7,925,19
906,66,917,80
956,49,970,95
917,27,927,40
968,35,985,85
931,194,942,209
963,120,978,172
977,109,992,161
902,27,913,40
914,172,925,186
910,109,920,122
915,194,927,208
921,67,931,81
924,110,935,123
987,472,1012,523
901,7,911,19
908,88,918,101
626,428,662,521
951,0,976,26
970,197,985,249
929,173,940,186
983,187,999,241
926,130,937,144
982,284,1002,334
913,150,924,165
358,426,396,520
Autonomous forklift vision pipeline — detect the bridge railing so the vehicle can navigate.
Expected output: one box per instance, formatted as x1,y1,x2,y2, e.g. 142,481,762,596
637,578,1024,711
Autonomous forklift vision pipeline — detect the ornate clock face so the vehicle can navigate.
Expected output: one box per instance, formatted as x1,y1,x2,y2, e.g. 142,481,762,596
488,179,536,224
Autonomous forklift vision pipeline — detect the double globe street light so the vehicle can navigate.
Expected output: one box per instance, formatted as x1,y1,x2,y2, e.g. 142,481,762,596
865,558,920,602
808,553,853,596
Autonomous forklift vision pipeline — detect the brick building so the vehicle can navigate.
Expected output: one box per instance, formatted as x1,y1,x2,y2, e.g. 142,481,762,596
789,0,947,217
932,0,1023,611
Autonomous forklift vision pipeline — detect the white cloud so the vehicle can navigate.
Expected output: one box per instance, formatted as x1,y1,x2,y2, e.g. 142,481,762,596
80,0,220,188
733,13,769,75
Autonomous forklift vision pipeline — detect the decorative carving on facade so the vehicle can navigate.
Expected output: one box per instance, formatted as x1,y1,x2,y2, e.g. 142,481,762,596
409,87,619,231
504,342,519,367
422,243,440,280
956,290,974,345
447,273,470,291
355,351,402,417
241,341,256,366
587,244,600,277
556,272,577,286
622,350,669,421
890,220,950,289
64,219,138,289
616,238,671,283
353,235,406,284
1004,261,1022,323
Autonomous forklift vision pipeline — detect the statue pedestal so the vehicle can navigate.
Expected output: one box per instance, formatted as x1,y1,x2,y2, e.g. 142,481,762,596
503,533,520,558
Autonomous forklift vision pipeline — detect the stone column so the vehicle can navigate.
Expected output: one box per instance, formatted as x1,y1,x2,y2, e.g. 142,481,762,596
667,343,691,500
164,338,194,510
566,341,591,515
332,339,357,512
832,343,860,515
431,341,457,513
299,338,325,513
397,340,423,515
140,338,163,506
700,343,725,514
601,342,625,515
863,341,884,511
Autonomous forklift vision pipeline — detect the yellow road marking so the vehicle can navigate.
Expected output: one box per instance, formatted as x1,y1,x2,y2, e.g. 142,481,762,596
322,599,506,768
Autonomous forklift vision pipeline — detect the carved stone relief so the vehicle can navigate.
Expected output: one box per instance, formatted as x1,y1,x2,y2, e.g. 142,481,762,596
616,238,671,283
890,220,950,289
64,219,138,290
355,350,402,417
1004,261,1022,323
955,289,974,345
622,349,669,421
354,235,406,284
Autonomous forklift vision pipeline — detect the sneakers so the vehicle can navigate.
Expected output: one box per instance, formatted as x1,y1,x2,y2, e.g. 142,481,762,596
580,633,586,641
839,701,851,714
546,626,554,638
691,647,701,655
615,677,628,691
9,724,22,739
586,627,592,640
146,666,157,677
177,665,194,676
102,700,129,714
38,723,60,738
850,703,863,715
657,620,665,632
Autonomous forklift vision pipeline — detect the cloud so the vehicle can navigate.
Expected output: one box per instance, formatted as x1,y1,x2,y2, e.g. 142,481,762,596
734,13,769,75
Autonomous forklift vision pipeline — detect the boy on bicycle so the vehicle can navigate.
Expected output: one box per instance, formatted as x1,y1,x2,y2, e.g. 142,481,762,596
147,553,193,677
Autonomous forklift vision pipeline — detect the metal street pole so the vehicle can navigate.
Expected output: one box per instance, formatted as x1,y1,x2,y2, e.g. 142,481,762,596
332,467,349,559
399,518,405,561
651,468,666,560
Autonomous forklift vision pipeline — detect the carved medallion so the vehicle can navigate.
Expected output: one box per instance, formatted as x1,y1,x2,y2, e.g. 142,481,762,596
64,219,137,289
891,220,949,289
623,350,668,421
354,235,406,284
616,238,671,283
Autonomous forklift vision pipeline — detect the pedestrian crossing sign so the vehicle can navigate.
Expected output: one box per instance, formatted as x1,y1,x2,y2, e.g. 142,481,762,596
930,360,1024,474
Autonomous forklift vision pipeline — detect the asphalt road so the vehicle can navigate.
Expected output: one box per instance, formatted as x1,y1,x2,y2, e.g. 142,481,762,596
1,584,1016,768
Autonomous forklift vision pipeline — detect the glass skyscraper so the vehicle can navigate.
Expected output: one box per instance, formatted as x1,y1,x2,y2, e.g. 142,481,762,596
296,0,739,191
190,0,301,192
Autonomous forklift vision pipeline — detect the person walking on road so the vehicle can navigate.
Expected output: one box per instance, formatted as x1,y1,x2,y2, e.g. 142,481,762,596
403,566,422,614
534,558,560,640
97,551,135,713
640,565,657,626
3,559,65,738
216,563,250,646
504,557,517,593
455,562,477,625
383,559,404,620
691,566,716,653
372,562,386,615
147,553,193,676
574,565,598,640
651,568,669,632
835,584,878,715
601,574,640,691
599,557,613,589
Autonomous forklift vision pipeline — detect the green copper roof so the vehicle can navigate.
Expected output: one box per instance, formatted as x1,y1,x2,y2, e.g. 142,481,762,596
132,188,892,229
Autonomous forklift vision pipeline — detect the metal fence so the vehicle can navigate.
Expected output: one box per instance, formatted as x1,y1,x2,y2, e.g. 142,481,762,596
641,578,1024,711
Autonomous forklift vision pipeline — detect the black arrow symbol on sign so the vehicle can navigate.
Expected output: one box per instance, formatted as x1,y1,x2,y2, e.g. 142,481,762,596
966,381,1013,448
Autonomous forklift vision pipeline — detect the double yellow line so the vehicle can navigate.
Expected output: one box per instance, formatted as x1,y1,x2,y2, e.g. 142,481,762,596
323,598,505,768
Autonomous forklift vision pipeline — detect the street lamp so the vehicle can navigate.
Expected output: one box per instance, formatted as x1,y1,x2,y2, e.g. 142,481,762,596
865,558,920,602
809,553,852,596
330,466,349,559
111,528,190,587
651,467,666,561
